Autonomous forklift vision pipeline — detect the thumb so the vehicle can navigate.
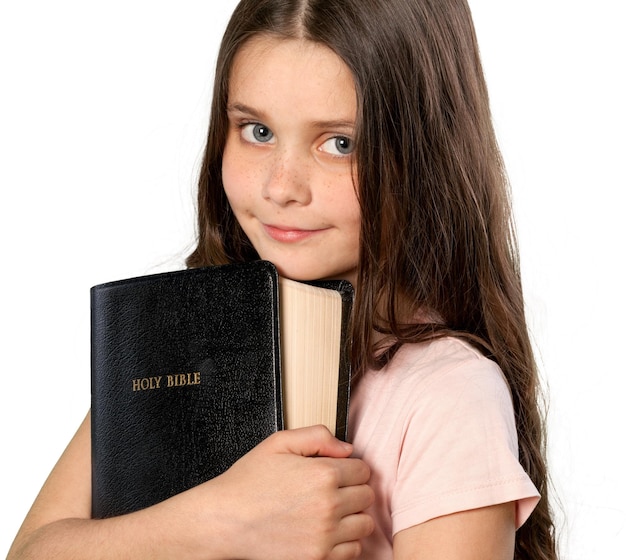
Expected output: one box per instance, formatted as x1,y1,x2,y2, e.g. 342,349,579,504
269,425,354,458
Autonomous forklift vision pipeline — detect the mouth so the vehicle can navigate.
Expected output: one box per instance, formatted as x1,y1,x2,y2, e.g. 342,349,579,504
263,224,328,243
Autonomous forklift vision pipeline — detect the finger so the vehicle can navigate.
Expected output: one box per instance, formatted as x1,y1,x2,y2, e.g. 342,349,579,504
268,425,354,459
327,541,363,560
338,511,375,542
321,456,371,488
335,484,376,517
324,513,374,560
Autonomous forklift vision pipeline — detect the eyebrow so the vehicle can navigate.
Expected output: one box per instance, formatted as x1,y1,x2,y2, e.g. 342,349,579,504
227,102,265,119
226,102,355,132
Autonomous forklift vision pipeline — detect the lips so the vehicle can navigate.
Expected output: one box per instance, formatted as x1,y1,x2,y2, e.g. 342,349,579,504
263,224,327,243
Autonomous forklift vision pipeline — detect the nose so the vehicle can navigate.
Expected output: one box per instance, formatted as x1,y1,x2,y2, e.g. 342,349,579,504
261,147,312,206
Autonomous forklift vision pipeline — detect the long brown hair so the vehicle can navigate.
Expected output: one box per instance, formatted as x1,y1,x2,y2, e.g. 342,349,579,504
186,0,557,557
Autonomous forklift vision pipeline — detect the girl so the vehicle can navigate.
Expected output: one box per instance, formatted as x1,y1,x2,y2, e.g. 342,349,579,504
8,0,557,558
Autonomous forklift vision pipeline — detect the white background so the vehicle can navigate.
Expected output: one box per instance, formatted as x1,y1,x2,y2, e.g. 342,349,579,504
1,1,624,558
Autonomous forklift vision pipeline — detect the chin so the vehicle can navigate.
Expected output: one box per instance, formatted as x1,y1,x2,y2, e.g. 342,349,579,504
273,263,355,286
272,264,319,282
254,251,356,284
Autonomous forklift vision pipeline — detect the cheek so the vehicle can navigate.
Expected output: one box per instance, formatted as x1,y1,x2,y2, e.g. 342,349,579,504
345,193,362,246
331,181,360,227
222,142,252,209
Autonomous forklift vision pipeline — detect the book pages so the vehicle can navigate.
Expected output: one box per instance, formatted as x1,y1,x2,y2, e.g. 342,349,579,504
279,278,342,434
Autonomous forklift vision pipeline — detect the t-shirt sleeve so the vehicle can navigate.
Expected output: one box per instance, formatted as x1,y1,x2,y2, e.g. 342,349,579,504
390,356,540,535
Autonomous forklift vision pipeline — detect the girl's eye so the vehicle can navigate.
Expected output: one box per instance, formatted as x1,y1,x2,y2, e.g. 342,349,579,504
241,123,275,144
320,136,354,157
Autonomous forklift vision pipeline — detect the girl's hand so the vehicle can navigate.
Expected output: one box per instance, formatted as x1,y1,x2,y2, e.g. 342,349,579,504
164,425,375,560
9,417,373,560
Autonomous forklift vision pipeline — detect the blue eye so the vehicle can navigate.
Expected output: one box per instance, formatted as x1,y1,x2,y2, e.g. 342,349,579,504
334,136,354,155
242,123,275,144
320,136,354,156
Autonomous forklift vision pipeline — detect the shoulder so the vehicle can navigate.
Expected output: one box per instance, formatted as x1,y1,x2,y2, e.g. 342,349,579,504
394,336,504,382
349,337,538,537
354,337,511,413
350,337,516,457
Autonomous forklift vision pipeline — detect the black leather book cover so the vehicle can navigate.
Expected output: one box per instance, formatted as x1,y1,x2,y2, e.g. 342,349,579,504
91,260,352,519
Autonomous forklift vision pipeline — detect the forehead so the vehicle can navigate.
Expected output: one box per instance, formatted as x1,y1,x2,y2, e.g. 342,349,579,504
228,35,356,121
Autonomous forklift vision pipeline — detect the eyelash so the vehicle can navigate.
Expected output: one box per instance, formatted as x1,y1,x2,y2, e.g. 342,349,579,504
240,122,274,144
320,136,354,157
238,122,354,158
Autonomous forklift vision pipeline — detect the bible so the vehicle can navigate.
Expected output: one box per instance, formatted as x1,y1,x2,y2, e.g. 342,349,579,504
90,260,353,519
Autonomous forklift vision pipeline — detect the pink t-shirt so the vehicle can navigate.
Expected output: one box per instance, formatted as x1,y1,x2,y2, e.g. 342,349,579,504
349,337,540,558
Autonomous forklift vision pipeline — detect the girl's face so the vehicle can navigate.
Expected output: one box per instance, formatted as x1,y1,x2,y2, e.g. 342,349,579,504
222,35,360,286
